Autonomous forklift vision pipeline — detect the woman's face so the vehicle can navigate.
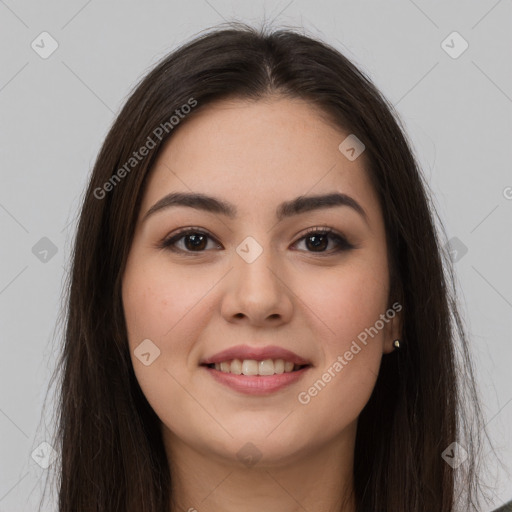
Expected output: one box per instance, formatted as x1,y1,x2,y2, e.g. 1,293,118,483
122,96,401,467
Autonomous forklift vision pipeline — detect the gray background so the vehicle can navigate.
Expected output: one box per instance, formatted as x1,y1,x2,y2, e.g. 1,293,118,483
0,1,511,510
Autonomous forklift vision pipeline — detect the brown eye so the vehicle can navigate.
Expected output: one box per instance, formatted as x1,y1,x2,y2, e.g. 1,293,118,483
160,229,221,253
304,233,329,251
293,228,354,254
182,233,208,251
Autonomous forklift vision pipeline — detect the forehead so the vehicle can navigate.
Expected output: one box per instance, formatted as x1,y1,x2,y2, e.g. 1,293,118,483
140,97,382,225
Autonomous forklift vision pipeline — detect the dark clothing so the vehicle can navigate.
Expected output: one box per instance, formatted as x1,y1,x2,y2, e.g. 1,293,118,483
494,500,512,512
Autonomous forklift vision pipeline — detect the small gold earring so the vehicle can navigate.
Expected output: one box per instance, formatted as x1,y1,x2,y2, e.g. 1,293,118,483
393,339,401,350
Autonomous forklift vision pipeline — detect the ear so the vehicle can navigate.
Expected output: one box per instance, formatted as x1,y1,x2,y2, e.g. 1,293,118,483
382,302,403,354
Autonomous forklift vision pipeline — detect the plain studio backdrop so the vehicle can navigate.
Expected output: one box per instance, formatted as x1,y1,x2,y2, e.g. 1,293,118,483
0,1,511,510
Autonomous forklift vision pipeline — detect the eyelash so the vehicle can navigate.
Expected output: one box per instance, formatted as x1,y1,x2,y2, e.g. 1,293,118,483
157,226,355,256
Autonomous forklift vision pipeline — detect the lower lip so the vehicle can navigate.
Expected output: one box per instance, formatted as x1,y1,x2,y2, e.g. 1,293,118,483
202,365,311,395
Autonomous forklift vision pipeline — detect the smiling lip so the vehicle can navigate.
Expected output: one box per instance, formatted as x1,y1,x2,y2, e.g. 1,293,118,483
199,344,311,366
203,365,311,395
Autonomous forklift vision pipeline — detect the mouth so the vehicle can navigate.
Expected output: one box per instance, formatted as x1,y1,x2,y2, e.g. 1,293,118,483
201,360,311,376
199,345,313,394
200,359,312,395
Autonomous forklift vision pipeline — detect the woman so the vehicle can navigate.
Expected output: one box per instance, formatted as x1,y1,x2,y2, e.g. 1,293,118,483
43,23,498,511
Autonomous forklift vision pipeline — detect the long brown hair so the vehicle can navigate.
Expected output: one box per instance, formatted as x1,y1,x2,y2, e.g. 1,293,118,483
40,22,490,511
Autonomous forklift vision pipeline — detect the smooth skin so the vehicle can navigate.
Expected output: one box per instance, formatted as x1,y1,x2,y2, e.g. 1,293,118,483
122,96,402,512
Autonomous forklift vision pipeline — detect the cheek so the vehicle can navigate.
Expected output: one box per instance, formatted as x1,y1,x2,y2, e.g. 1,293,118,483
300,253,389,352
122,257,215,403
292,255,388,421
123,258,209,342
122,264,189,427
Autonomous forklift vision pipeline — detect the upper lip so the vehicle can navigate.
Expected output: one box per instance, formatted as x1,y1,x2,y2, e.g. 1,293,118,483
200,344,311,366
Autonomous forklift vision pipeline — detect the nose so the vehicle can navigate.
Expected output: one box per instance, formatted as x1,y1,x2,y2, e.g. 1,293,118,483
220,245,294,327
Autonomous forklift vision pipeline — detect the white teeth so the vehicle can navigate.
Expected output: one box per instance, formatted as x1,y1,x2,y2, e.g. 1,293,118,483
258,359,274,375
242,359,258,375
274,359,285,374
212,358,304,375
230,359,242,374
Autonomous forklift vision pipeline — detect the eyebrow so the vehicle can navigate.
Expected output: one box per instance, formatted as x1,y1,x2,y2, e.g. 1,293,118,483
143,191,368,225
